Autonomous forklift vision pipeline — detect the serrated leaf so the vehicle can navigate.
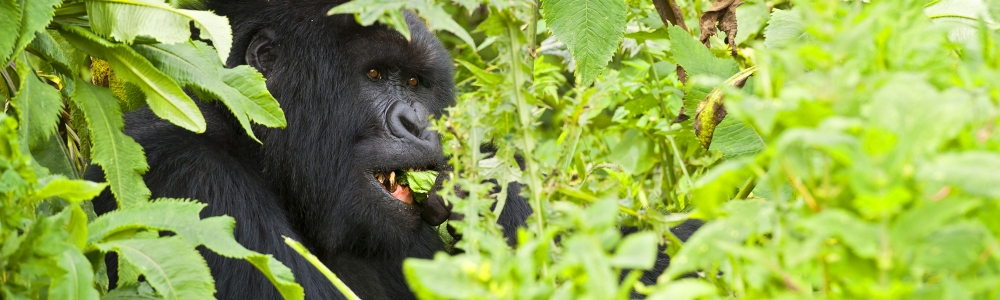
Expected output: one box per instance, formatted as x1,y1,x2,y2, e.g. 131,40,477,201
29,175,107,203
88,199,304,300
0,0,21,62
132,42,285,142
69,79,151,208
542,0,627,86
95,237,215,300
220,66,286,128
709,116,765,159
10,58,63,148
609,231,658,269
60,25,206,133
28,31,73,76
49,248,100,300
0,0,62,62
86,0,232,62
763,9,805,49
418,5,475,47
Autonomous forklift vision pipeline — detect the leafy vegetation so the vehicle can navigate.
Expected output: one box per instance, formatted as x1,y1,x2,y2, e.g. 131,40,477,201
2,0,300,298
351,0,1000,298
3,0,1000,299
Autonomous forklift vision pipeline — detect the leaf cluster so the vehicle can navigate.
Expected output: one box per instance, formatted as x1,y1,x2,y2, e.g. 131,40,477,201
2,0,300,299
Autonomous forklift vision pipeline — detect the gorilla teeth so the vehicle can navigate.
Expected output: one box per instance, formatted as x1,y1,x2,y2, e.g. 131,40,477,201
373,171,402,192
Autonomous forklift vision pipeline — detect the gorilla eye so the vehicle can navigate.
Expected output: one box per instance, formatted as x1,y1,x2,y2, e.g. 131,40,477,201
407,77,418,87
367,69,381,79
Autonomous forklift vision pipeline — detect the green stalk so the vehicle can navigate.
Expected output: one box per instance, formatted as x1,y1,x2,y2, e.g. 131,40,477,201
507,3,546,245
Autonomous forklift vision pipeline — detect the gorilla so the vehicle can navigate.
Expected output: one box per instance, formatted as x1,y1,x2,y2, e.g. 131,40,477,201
84,0,699,299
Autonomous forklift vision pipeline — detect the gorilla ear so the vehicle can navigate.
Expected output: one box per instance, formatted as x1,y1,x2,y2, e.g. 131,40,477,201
246,29,276,76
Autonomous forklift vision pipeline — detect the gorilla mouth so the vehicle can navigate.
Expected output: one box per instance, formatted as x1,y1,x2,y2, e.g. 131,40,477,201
372,170,417,204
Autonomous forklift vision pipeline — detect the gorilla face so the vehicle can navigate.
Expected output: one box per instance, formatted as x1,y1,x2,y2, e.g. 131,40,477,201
221,3,455,256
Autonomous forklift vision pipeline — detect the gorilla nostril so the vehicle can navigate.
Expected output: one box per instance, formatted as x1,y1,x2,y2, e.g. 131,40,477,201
388,102,434,143
399,113,423,138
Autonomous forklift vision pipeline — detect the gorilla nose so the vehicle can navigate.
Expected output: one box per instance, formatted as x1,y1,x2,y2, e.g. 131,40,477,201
387,102,440,147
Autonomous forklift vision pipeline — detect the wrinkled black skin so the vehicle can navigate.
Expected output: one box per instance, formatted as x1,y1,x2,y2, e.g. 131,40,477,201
85,0,701,299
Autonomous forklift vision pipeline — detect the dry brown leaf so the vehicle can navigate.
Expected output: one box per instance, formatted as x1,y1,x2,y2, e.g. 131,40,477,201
699,0,743,58
652,0,688,31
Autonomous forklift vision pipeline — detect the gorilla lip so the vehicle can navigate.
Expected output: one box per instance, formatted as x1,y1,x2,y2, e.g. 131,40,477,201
373,170,415,204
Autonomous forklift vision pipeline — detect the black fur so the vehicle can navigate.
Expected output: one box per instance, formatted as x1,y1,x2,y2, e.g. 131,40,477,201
85,1,700,298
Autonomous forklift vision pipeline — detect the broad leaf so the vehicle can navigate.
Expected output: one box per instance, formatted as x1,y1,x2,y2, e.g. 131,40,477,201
60,25,206,133
542,0,628,86
70,79,151,208
89,200,305,300
609,231,658,270
11,0,62,60
86,0,232,62
133,42,286,142
0,0,20,62
667,25,739,79
95,237,215,300
763,9,805,48
30,175,108,203
49,248,100,300
10,58,63,148
709,116,765,159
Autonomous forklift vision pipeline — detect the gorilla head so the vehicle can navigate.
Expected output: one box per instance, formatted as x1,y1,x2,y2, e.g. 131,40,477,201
209,1,456,257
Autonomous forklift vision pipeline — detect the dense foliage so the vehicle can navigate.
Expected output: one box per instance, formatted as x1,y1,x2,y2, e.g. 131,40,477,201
1,0,302,298
2,0,999,299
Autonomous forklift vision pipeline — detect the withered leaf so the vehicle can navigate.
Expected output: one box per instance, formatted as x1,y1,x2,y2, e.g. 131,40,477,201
699,0,743,58
693,66,755,149
652,0,688,31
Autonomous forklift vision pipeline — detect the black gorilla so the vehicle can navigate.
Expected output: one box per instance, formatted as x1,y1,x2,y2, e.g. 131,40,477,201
85,0,698,299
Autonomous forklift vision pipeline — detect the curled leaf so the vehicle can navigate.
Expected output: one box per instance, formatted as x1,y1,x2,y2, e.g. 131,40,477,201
699,0,743,57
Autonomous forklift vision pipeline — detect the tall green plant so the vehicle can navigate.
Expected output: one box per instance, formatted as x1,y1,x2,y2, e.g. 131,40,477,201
2,0,301,298
336,0,1000,298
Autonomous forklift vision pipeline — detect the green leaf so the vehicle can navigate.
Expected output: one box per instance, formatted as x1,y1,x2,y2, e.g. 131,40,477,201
668,25,739,78
11,0,62,60
914,223,989,272
220,66,286,128
709,116,765,159
403,170,439,195
892,199,979,244
27,30,74,84
69,79,151,208
86,0,232,62
918,152,1000,199
29,175,107,203
95,237,215,300
0,0,20,62
10,57,63,148
59,25,206,133
417,5,475,48
800,209,879,258
49,248,100,300
88,199,305,300
763,9,806,49
404,254,488,299
132,42,285,142
542,0,627,86
609,231,658,270
647,279,717,300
